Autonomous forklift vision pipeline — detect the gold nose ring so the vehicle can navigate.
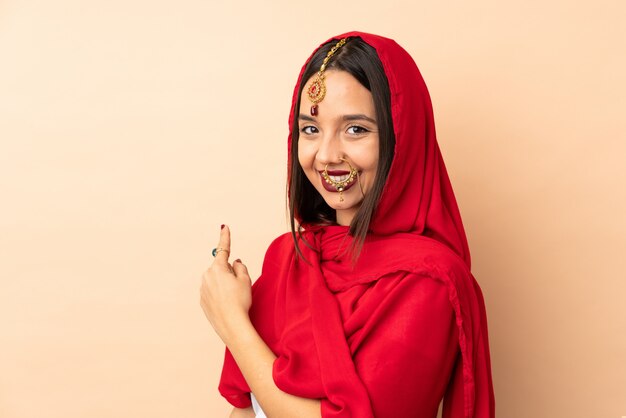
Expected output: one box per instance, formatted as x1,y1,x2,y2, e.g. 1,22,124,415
321,157,361,202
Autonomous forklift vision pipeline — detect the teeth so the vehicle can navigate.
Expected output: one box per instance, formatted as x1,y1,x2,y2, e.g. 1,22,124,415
329,174,349,182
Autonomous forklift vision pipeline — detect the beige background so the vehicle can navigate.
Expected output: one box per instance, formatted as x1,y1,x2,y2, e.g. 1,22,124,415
1,0,624,417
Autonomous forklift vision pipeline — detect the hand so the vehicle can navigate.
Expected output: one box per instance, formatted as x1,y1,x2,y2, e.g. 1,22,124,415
199,224,252,344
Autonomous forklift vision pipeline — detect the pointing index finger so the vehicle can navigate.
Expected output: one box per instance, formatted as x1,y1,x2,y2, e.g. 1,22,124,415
216,224,231,263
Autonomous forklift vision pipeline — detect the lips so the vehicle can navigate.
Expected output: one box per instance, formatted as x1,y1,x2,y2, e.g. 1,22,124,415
319,171,359,193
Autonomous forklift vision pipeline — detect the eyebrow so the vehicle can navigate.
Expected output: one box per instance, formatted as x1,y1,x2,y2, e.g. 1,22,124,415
298,113,377,124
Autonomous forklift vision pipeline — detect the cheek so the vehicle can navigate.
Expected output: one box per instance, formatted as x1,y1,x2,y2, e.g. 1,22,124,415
297,146,319,185
367,138,380,171
353,142,379,171
297,147,305,168
297,142,315,167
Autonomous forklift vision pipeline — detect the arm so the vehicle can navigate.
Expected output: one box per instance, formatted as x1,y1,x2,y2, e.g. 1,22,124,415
223,314,321,418
201,226,320,417
349,274,460,418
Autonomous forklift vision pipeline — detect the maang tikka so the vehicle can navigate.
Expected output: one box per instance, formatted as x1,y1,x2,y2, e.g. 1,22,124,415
307,37,348,116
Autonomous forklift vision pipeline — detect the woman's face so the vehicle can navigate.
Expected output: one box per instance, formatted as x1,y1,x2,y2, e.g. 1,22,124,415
297,69,379,226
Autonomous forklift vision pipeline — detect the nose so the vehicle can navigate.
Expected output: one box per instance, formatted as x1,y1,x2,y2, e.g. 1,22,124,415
315,132,344,168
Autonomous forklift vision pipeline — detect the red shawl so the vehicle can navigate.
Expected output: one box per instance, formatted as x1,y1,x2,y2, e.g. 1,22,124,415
218,31,495,418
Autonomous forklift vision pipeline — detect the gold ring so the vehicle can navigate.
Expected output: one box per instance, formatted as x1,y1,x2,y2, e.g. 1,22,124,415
212,247,229,257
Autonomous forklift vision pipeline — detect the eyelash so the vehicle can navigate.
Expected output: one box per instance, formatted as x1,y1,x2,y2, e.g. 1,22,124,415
346,125,369,135
300,125,369,135
300,126,318,135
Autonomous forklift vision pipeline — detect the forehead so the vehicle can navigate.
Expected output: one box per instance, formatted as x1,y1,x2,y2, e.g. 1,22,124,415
299,70,375,119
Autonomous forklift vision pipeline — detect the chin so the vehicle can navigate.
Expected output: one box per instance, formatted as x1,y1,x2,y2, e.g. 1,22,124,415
321,193,362,210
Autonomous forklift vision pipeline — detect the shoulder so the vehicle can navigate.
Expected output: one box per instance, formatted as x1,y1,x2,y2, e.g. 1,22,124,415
257,231,295,274
377,269,454,304
266,231,294,255
358,233,475,304
377,235,481,318
385,233,471,278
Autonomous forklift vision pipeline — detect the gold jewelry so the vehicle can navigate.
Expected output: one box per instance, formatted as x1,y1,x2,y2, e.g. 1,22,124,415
307,37,348,116
211,247,229,257
322,157,358,202
356,169,365,197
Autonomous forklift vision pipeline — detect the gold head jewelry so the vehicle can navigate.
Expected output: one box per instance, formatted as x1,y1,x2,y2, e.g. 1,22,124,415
307,37,348,116
321,157,364,202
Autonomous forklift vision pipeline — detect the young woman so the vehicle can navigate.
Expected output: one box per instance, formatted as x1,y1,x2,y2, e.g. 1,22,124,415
200,31,495,418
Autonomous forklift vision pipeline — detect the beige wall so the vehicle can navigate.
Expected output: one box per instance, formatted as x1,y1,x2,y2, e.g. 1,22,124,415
1,0,624,417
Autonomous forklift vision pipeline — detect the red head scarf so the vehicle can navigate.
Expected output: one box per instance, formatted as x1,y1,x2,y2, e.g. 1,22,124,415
219,31,495,418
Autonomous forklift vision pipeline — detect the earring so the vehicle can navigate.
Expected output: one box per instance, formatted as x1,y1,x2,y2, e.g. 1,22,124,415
321,157,359,202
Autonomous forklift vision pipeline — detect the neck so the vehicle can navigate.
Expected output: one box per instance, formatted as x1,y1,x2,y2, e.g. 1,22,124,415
336,208,357,226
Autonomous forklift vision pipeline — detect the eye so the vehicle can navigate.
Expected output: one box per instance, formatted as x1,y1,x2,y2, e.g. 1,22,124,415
346,125,369,135
300,125,319,135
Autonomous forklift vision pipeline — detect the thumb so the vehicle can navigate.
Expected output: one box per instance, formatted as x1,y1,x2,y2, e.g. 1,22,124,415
233,259,250,280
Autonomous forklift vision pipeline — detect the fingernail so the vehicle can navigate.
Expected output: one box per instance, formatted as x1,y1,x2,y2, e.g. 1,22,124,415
235,258,241,263
221,224,225,230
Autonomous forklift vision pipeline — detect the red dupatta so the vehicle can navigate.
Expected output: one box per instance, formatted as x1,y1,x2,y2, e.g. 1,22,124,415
218,31,495,417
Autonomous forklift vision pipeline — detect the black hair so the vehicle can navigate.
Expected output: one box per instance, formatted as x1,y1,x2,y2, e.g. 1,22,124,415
288,36,395,266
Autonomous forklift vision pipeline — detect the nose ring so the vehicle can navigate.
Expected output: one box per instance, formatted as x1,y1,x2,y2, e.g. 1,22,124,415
322,157,359,202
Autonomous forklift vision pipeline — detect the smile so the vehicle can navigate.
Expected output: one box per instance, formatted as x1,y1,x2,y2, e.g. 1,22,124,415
328,174,350,182
319,171,359,193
